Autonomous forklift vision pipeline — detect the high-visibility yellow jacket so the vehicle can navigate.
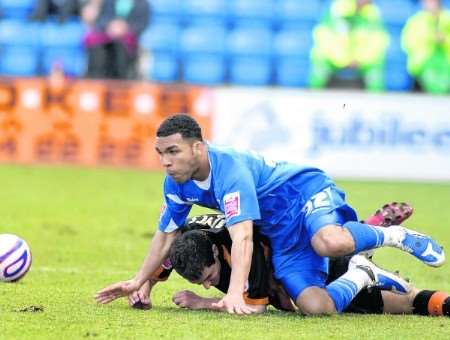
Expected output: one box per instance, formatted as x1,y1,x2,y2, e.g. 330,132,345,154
311,0,389,68
401,9,450,75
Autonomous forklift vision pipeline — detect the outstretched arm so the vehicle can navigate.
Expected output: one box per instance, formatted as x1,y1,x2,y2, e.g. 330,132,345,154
134,229,178,286
173,290,266,314
129,257,175,309
212,220,255,314
95,229,178,304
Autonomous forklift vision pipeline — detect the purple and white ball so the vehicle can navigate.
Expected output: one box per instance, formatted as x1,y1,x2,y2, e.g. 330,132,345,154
0,234,32,282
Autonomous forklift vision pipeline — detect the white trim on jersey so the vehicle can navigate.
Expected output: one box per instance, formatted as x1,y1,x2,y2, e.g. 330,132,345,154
193,169,212,190
164,218,179,232
166,194,192,205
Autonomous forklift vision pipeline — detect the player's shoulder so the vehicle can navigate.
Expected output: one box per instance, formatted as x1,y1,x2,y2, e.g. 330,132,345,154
208,144,242,163
209,144,260,161
208,144,259,176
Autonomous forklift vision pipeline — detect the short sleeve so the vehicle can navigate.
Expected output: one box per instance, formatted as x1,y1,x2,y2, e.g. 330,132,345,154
158,179,192,233
216,159,261,226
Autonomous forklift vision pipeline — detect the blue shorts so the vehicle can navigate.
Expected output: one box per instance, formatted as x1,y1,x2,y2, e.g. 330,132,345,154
270,186,358,301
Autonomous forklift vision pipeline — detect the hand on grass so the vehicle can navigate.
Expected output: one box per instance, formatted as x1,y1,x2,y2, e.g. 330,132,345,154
95,279,140,304
212,292,256,315
129,281,151,310
172,290,205,309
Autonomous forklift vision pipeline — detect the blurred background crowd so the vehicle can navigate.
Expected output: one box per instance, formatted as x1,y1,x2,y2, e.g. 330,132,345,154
0,0,449,94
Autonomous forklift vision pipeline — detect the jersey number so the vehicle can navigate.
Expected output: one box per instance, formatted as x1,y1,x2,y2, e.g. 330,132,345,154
302,188,332,217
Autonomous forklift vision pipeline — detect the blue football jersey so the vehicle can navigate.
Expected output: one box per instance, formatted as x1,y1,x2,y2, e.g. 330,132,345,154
158,145,335,237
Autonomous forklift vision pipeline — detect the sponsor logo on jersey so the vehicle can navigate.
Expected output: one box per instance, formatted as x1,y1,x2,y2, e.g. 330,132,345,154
188,214,226,229
224,192,240,219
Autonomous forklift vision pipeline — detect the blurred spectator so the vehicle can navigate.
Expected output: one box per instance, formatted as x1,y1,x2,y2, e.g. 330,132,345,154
82,0,150,80
402,0,450,94
30,0,81,23
81,0,102,27
309,0,389,91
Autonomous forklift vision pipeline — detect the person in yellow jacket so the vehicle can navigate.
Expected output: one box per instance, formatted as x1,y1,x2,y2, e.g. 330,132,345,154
310,0,389,91
402,0,450,94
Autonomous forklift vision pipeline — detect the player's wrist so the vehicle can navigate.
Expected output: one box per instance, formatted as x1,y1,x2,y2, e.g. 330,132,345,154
133,275,146,288
195,297,209,310
226,290,245,302
227,285,245,297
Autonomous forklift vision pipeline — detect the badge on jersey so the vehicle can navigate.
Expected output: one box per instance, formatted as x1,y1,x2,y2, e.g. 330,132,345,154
224,192,241,220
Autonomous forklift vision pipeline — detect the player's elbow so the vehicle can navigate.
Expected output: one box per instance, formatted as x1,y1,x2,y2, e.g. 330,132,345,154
229,220,253,242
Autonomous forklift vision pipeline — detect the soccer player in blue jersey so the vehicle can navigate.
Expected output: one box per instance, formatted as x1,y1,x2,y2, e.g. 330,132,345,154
95,114,445,316
166,221,449,317
131,208,450,317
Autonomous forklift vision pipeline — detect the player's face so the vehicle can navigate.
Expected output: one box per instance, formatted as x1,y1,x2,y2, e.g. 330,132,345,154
190,245,221,289
192,259,221,290
155,133,202,183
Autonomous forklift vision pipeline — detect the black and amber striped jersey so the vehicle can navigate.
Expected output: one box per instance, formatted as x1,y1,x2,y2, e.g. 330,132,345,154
152,214,295,311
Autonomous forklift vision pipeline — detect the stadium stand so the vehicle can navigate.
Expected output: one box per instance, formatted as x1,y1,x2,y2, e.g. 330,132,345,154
0,19,40,76
39,20,86,76
140,21,180,82
180,24,227,84
227,25,273,85
374,0,419,90
274,25,312,87
384,24,413,91
181,0,227,26
0,0,34,19
29,0,80,23
376,0,416,26
229,0,274,27
275,0,323,28
0,0,449,90
150,0,181,23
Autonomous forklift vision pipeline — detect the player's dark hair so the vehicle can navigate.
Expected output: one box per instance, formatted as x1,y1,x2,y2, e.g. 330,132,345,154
169,230,215,282
156,114,203,141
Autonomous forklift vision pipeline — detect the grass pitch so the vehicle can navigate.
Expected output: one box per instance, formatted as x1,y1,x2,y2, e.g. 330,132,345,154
0,165,449,340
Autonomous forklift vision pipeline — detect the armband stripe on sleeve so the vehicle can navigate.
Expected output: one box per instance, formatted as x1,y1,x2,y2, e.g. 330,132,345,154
221,245,232,266
150,264,172,282
243,293,269,305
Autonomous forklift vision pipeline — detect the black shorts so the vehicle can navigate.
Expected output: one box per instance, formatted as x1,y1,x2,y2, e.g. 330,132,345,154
328,256,384,314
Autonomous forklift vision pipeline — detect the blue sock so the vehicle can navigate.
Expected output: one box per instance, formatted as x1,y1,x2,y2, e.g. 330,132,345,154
326,267,369,313
343,221,385,253
326,278,359,313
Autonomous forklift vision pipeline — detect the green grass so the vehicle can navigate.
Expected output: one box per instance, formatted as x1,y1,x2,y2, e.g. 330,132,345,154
0,165,449,340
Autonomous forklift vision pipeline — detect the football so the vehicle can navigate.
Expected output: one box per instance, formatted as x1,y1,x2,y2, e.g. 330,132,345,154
0,234,32,282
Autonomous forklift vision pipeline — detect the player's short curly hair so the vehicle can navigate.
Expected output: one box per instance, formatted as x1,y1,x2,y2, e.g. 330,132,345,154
157,114,203,141
169,230,215,282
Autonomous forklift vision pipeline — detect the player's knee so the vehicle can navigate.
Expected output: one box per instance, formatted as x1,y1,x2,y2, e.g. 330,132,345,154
299,302,336,316
312,225,354,257
296,287,337,316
